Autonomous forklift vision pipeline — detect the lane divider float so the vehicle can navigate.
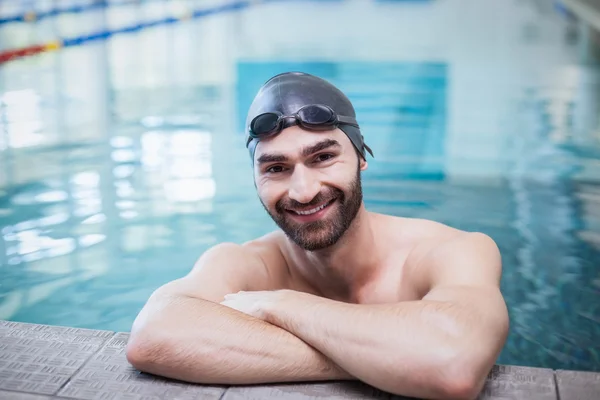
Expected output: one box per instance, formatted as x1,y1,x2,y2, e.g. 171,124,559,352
0,0,156,25
0,1,251,65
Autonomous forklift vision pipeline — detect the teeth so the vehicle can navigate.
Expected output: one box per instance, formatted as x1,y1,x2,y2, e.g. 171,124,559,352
294,201,330,216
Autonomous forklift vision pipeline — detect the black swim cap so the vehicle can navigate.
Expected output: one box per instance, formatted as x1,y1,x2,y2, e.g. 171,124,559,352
245,72,373,163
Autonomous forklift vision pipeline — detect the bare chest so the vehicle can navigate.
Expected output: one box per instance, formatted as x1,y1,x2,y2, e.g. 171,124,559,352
285,253,422,305
355,259,421,304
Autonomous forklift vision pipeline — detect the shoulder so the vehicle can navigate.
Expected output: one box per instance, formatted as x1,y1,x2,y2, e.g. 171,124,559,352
384,214,498,256
413,230,502,279
373,213,465,249
392,215,464,238
241,231,291,284
242,231,287,261
389,217,501,296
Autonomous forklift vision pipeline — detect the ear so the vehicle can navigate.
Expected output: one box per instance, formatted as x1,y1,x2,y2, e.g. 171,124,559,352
359,158,368,171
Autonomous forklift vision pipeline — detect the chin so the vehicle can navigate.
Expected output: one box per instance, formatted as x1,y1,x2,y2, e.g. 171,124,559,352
288,224,346,252
296,240,334,252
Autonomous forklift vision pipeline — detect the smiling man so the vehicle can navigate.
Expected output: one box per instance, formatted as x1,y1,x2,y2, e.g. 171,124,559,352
126,72,510,400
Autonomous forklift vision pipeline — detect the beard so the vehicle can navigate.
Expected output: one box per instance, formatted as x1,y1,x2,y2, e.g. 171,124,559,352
260,167,363,251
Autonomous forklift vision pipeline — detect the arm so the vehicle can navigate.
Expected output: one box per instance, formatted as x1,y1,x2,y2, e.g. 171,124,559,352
125,240,352,384
249,232,509,399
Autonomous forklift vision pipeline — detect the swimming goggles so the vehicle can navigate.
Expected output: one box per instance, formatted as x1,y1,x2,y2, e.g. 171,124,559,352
247,104,359,142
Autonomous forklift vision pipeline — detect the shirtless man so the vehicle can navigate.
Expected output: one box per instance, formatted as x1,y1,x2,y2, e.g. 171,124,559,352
126,72,510,400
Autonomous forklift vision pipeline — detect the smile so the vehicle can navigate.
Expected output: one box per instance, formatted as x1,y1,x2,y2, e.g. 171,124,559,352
290,199,335,216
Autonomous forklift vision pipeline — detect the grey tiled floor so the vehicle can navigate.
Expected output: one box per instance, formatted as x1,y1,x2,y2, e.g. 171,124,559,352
0,321,598,399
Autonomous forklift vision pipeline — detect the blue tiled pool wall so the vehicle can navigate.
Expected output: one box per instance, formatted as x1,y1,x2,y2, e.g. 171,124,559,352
236,61,448,180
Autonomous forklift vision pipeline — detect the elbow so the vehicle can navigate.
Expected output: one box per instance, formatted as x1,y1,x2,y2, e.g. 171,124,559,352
125,342,149,372
437,360,488,400
383,356,485,399
437,332,507,398
438,375,483,400
125,329,170,373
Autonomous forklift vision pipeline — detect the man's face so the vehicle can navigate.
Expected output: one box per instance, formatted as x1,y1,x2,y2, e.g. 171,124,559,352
253,126,367,251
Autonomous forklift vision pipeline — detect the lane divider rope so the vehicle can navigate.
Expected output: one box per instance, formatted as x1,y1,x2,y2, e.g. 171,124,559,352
0,1,251,65
0,0,165,25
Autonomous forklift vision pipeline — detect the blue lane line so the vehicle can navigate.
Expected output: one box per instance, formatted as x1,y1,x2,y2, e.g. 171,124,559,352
59,1,252,48
0,0,158,25
7,1,252,55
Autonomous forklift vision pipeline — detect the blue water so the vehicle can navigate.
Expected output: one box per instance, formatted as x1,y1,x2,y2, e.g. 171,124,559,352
1,0,599,373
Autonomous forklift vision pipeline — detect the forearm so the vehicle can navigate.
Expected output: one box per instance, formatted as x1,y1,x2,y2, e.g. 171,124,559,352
267,292,477,399
126,293,352,384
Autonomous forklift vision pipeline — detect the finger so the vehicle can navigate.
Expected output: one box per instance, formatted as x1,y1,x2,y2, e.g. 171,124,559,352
224,291,247,299
220,300,238,308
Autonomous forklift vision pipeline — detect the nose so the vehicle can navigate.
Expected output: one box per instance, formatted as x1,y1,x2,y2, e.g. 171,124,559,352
288,166,321,204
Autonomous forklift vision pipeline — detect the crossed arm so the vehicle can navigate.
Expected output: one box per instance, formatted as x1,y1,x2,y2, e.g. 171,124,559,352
126,232,509,400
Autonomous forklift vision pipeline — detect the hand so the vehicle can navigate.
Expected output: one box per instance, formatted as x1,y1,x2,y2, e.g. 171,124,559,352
220,290,285,321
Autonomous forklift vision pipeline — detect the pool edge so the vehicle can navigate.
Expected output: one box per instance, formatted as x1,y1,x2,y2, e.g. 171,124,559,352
1,320,598,399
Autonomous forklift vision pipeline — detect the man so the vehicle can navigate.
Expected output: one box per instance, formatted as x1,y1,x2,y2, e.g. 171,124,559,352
126,72,509,400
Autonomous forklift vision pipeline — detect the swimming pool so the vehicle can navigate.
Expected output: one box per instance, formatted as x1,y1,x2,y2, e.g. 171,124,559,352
1,0,599,374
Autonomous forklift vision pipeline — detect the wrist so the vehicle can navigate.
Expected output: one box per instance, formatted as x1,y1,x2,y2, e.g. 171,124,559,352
263,289,291,326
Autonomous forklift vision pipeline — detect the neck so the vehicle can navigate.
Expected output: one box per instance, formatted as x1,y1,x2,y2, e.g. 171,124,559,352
295,205,380,302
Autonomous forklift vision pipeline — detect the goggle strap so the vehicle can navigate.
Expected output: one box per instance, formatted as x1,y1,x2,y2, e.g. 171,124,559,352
337,115,359,127
364,142,374,158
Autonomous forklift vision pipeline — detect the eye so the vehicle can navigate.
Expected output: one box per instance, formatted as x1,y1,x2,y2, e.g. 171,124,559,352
314,153,334,163
265,165,286,174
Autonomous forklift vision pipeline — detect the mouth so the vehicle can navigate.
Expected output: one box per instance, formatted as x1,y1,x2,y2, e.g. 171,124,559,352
286,198,336,222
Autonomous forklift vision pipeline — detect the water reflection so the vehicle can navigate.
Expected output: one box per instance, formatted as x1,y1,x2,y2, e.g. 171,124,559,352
140,130,216,204
1,89,45,149
0,0,599,372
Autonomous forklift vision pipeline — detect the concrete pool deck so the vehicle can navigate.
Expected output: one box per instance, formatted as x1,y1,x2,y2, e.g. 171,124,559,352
0,320,598,399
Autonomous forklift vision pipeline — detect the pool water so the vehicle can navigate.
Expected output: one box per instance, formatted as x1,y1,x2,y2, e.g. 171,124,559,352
1,0,599,373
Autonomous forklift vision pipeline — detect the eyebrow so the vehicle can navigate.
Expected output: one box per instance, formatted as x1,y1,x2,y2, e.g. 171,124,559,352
256,139,341,165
